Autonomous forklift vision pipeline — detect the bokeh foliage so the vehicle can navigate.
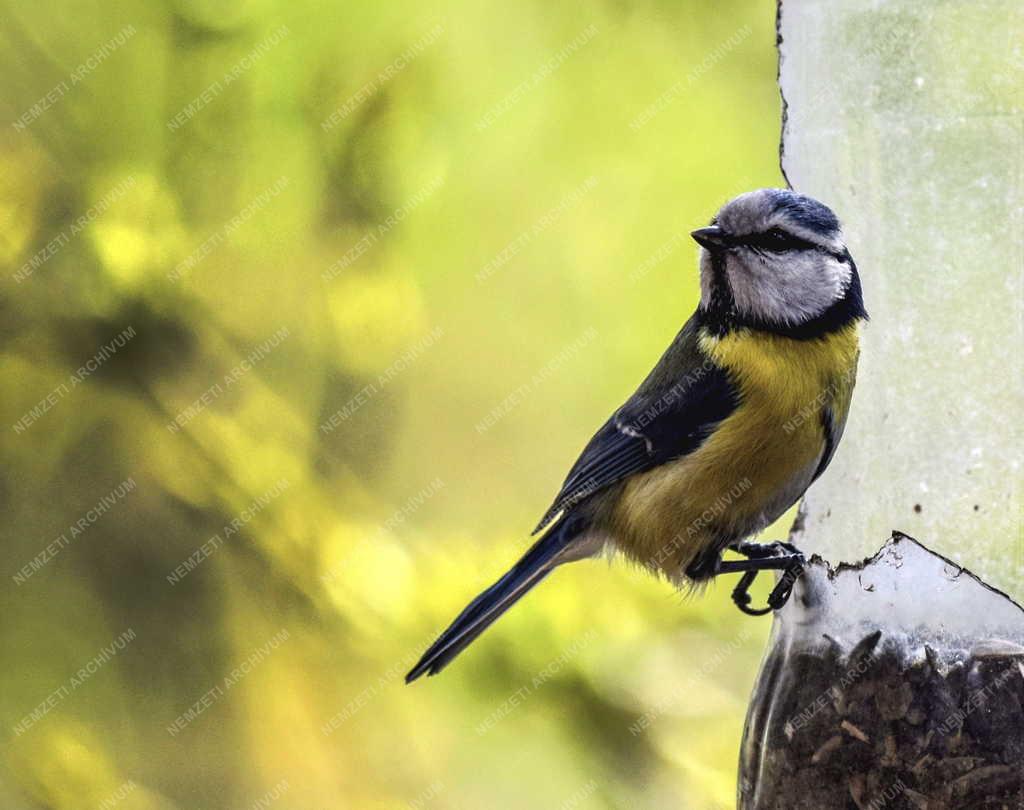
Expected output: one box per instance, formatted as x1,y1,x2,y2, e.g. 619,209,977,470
0,1,784,807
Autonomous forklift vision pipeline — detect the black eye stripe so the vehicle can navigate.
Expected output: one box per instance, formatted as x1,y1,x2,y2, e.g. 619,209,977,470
719,226,848,262
740,227,814,252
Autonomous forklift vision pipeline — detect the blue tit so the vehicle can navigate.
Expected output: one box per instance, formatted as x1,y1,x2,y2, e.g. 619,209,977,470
407,188,867,682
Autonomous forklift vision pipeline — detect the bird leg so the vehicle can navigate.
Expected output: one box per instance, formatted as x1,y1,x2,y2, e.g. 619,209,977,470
717,542,806,616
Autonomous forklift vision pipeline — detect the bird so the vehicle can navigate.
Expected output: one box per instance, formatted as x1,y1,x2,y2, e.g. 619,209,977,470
406,188,867,683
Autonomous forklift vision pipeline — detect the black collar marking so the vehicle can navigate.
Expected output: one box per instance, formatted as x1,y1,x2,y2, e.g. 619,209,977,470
699,252,739,337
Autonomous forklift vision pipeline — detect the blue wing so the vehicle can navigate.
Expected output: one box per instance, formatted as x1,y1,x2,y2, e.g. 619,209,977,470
533,315,739,534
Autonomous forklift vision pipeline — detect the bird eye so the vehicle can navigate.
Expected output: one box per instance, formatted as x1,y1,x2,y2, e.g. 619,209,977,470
763,227,794,250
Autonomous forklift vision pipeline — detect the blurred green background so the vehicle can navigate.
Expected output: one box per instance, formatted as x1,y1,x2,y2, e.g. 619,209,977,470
0,1,786,808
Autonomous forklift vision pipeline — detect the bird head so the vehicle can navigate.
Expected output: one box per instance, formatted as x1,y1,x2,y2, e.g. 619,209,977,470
691,189,864,331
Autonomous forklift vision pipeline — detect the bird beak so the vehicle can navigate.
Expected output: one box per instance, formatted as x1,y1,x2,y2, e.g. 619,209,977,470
690,226,729,251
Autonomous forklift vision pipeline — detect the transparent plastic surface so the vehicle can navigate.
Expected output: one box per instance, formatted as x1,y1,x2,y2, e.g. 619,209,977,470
739,534,1024,809
779,0,1024,597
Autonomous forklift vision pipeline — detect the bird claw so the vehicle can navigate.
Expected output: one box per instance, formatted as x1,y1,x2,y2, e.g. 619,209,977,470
720,542,806,616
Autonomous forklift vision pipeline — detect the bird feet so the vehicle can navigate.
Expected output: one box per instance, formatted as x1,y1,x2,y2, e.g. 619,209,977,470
718,541,805,616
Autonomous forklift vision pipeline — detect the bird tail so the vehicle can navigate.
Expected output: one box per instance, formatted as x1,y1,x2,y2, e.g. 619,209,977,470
405,514,585,683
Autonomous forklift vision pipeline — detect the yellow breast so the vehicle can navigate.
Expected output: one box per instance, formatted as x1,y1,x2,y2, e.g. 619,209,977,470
610,323,860,580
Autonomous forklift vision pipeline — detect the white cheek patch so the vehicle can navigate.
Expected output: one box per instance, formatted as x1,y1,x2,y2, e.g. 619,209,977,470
727,250,850,325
